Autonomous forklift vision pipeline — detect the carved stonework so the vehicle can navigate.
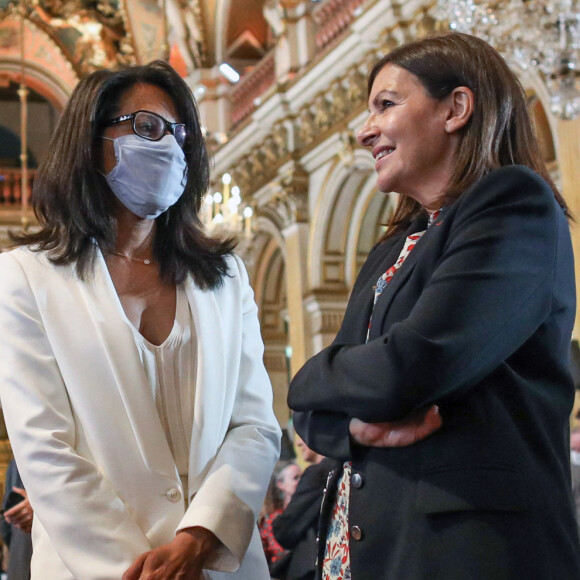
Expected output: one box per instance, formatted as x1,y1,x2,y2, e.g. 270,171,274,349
313,94,332,131
338,130,356,166
271,122,289,159
329,80,351,117
297,106,316,147
231,121,289,194
264,352,287,373
265,165,309,228
232,157,254,193
0,0,134,76
218,16,442,203
411,10,437,39
345,65,366,105
304,291,349,351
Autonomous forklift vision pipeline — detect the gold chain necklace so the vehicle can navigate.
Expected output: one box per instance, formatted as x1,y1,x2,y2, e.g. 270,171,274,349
112,251,152,265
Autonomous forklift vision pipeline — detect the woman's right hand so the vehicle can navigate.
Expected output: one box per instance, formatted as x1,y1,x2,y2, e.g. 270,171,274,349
122,526,220,580
349,405,442,448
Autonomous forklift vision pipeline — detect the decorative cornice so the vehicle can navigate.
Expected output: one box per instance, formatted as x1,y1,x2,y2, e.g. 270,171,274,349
215,2,439,197
263,164,310,228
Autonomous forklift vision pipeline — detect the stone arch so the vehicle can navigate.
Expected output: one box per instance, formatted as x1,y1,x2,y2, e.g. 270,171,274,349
0,15,78,109
513,67,559,185
344,172,397,287
0,126,37,166
309,149,398,292
250,214,289,425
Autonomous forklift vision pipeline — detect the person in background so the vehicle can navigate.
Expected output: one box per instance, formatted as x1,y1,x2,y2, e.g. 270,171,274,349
259,461,301,572
0,60,280,580
272,436,338,580
288,32,580,579
1,460,32,580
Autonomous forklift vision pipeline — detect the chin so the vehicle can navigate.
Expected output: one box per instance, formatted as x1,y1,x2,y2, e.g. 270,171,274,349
376,178,395,194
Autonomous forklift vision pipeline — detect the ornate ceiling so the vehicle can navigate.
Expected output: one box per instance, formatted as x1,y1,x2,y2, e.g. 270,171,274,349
0,0,272,107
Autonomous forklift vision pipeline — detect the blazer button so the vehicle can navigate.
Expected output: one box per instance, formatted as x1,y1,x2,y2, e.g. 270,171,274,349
166,488,182,503
351,525,363,541
351,473,364,489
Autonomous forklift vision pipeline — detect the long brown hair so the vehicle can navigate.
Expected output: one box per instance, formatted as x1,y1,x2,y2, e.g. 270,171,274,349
11,61,235,289
367,32,570,237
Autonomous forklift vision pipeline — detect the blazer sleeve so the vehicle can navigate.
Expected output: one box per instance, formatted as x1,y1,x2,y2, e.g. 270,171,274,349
288,166,572,423
177,255,281,572
0,252,151,579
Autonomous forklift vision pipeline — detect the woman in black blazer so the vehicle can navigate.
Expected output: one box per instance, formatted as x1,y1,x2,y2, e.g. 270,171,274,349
288,32,580,579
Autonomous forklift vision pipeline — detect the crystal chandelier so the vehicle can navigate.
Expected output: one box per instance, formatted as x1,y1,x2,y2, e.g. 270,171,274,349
202,173,253,238
434,0,580,120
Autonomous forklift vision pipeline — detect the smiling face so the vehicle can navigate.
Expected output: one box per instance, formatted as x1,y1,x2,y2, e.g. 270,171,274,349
100,82,180,176
356,64,462,210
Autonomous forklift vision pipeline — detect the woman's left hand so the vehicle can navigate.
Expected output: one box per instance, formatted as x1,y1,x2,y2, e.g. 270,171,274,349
4,487,33,534
349,405,442,448
122,526,220,580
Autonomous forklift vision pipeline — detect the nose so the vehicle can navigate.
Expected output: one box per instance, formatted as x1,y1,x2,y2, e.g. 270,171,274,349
356,115,379,148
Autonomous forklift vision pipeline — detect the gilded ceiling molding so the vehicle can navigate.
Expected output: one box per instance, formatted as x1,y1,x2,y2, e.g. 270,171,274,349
265,163,309,228
230,120,289,193
165,0,208,69
228,58,369,197
123,0,164,64
188,0,208,65
0,13,78,104
0,1,136,76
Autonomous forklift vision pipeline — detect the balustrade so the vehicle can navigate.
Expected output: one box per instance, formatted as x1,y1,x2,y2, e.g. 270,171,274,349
230,50,277,127
0,168,35,207
312,0,366,52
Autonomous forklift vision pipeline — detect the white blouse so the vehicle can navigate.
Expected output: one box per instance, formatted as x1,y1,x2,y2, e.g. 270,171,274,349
127,285,196,492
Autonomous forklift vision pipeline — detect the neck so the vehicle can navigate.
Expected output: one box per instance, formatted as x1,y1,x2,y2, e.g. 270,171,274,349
114,204,156,258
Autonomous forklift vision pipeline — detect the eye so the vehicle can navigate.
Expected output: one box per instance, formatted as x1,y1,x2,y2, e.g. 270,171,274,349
379,98,394,110
136,119,156,137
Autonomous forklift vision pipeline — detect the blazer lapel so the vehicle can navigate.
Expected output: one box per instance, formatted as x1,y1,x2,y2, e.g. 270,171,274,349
336,234,409,344
183,278,227,494
368,216,428,341
77,250,178,479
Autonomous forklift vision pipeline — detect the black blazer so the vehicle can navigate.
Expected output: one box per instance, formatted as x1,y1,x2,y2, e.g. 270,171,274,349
272,458,338,580
289,166,580,579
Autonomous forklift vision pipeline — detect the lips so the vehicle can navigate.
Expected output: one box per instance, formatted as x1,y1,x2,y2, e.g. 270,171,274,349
373,146,394,171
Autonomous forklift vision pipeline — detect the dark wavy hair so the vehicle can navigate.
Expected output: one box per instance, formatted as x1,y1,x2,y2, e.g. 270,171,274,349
366,32,571,237
11,60,235,289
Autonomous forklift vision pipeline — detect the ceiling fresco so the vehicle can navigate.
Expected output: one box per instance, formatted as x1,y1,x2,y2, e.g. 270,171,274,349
0,0,272,90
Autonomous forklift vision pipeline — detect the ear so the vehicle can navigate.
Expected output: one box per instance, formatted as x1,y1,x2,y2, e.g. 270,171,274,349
445,86,474,134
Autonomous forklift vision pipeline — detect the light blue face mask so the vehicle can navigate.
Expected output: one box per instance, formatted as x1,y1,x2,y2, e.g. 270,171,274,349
102,134,188,219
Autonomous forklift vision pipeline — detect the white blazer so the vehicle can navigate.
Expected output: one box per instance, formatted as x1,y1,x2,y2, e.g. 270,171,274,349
0,247,281,580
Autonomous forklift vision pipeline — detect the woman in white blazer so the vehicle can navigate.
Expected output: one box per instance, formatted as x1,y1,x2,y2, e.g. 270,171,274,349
0,61,281,580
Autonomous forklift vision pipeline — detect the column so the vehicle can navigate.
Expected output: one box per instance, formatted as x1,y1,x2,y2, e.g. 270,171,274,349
304,290,350,354
558,117,580,337
274,0,317,83
274,164,311,376
283,220,311,376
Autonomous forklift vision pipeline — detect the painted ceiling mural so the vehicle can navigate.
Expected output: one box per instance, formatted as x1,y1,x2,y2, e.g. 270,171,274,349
0,0,272,104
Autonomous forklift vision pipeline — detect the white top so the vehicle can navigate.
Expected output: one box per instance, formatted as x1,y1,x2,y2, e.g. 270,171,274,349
128,285,196,490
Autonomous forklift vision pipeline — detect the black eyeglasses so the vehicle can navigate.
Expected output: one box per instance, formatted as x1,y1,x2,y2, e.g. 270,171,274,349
104,110,187,147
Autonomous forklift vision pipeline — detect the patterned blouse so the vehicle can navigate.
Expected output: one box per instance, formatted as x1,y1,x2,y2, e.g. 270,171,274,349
322,211,441,580
259,509,288,566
